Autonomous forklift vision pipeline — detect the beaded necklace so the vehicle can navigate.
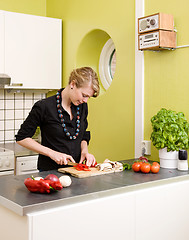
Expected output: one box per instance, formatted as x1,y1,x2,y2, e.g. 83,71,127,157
56,89,80,140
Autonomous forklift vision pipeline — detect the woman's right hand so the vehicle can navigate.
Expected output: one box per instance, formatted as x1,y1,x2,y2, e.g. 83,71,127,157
49,150,75,165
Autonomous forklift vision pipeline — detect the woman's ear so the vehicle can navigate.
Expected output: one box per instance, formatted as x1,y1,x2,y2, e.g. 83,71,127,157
70,80,76,89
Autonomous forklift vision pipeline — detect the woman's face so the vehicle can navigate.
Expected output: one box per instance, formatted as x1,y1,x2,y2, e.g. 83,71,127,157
70,81,94,106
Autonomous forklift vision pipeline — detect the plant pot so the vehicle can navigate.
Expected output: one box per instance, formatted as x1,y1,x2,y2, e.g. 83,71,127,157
159,147,178,169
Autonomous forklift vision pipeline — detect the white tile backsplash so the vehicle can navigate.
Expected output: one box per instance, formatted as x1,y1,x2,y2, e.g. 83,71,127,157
15,109,23,119
5,99,14,109
5,130,14,141
0,90,4,98
25,92,33,99
0,89,46,143
25,99,33,109
15,92,24,99
5,120,14,130
5,110,14,120
24,109,31,119
0,121,4,130
15,99,23,109
15,119,23,129
5,92,14,99
0,110,4,120
0,99,4,109
0,131,4,142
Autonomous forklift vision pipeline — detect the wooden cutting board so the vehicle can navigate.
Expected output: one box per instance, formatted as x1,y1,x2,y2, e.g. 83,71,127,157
58,166,123,178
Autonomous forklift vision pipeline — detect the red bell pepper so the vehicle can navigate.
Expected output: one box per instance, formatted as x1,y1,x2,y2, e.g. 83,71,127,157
45,179,63,190
24,178,51,193
74,163,91,171
24,177,63,193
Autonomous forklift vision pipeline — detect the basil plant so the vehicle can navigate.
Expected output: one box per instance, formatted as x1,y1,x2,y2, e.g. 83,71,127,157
150,108,189,152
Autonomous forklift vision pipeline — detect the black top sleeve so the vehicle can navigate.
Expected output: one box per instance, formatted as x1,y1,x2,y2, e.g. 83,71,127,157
15,100,45,141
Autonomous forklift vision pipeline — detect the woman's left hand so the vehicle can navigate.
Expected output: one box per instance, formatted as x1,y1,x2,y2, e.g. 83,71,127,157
79,152,96,167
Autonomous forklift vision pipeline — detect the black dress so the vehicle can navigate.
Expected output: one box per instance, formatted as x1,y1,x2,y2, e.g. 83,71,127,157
15,89,90,171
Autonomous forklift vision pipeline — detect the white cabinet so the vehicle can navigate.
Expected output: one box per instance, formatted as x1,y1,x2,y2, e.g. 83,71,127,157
16,155,39,175
1,10,62,90
0,11,4,73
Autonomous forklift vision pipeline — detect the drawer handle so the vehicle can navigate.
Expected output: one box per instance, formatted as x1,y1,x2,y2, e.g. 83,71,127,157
10,83,23,87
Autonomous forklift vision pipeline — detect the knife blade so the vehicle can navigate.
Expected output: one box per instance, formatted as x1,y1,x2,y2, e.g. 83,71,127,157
67,160,77,166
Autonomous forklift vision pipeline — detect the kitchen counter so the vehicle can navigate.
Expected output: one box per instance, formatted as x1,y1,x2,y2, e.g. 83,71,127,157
1,160,189,240
0,160,189,216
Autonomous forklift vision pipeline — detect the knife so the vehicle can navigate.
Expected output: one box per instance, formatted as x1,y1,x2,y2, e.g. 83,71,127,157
67,160,77,166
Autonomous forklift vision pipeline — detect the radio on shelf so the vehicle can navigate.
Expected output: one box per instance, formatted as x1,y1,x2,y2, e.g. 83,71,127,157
138,30,176,50
138,13,176,51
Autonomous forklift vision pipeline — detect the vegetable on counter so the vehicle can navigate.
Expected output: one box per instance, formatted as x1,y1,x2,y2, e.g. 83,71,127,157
132,157,160,174
74,163,91,171
44,174,63,190
24,174,63,193
122,162,131,171
24,177,52,193
59,175,72,187
96,159,123,171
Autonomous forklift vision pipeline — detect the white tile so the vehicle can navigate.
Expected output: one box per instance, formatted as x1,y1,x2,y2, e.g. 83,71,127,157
5,110,13,120
0,121,4,131
5,120,14,130
6,140,15,143
0,99,4,109
0,110,4,120
24,109,31,119
5,139,15,143
5,99,14,109
15,99,23,109
34,93,42,100
33,99,39,104
25,99,33,109
0,90,4,99
15,92,23,99
15,109,23,119
25,92,33,99
5,130,14,141
15,119,23,129
0,131,4,141
5,91,14,99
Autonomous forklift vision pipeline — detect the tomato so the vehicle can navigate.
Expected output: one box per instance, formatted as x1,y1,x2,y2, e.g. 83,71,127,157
132,162,141,172
138,161,143,167
140,163,151,173
152,162,160,167
151,164,160,173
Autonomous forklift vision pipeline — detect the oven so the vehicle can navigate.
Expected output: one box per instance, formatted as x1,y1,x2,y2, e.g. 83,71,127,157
0,147,14,176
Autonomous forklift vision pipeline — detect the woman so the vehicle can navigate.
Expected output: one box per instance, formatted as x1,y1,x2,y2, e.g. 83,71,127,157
16,67,100,171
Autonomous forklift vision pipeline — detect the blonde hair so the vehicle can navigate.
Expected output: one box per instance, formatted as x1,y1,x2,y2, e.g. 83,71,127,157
69,67,100,97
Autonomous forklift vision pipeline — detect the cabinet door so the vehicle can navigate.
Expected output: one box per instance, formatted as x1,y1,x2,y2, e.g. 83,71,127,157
4,11,62,89
0,11,4,73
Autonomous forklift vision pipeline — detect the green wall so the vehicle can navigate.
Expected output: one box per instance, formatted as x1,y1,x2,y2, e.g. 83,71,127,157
0,0,135,163
46,0,135,162
0,0,46,16
144,1,189,160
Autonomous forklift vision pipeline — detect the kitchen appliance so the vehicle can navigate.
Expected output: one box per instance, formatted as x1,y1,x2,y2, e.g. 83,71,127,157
16,155,39,175
138,13,174,34
0,74,11,87
0,147,14,176
138,30,176,50
138,13,176,51
178,150,188,171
